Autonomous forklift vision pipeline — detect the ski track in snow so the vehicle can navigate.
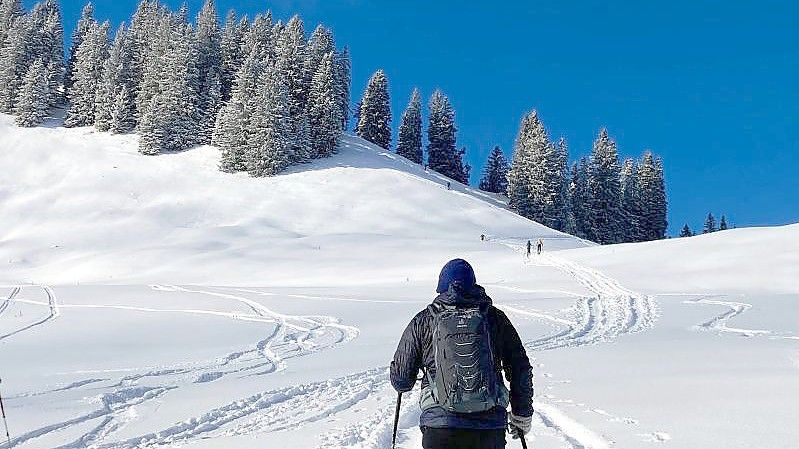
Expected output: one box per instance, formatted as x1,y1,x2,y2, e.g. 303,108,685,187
0,285,60,342
489,241,662,449
681,295,773,338
2,285,359,449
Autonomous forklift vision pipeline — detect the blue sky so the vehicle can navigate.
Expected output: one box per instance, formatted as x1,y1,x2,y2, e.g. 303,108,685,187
47,0,799,234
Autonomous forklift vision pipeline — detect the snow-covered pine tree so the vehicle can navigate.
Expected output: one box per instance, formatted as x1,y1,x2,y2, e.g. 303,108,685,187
507,111,567,230
569,157,591,239
479,146,509,193
213,45,262,171
620,157,642,242
719,215,728,230
95,24,133,132
109,83,135,132
64,20,109,127
427,89,460,178
219,9,244,102
275,15,311,163
703,213,716,234
306,24,333,80
29,0,63,106
64,2,93,92
679,224,693,237
333,46,351,129
193,0,222,144
246,65,293,176
638,151,668,240
307,51,342,158
586,128,624,244
356,69,391,149
13,58,49,126
0,13,31,112
0,0,22,47
241,12,272,59
137,18,199,155
130,0,167,125
396,88,422,163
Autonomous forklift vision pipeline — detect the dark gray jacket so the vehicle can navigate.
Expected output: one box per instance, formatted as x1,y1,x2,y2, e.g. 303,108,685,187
390,284,534,429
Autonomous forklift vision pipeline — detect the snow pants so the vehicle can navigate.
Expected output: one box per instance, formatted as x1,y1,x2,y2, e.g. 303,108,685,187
421,427,506,449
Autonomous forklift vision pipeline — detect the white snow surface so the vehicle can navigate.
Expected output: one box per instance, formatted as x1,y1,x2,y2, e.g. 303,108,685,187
1,114,798,449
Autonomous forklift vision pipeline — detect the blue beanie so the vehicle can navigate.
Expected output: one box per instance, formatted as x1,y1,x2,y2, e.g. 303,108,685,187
436,259,476,293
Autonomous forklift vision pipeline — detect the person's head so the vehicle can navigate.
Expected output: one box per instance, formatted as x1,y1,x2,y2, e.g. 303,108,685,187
436,259,476,293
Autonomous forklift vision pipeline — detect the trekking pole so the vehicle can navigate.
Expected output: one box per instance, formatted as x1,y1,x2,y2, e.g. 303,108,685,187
0,378,11,447
391,391,402,449
511,425,528,449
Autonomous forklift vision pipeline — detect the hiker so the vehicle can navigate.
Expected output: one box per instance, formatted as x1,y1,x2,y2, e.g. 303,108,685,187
526,240,532,257
447,181,451,190
390,259,534,449
481,234,486,242
536,239,543,255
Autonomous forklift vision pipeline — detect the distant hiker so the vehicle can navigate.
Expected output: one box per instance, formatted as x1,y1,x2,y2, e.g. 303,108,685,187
447,181,451,190
536,239,543,255
481,234,486,242
390,259,534,449
526,240,532,257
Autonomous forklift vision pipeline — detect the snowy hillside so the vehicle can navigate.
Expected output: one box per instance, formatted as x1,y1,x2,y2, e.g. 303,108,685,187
1,115,798,449
0,113,583,286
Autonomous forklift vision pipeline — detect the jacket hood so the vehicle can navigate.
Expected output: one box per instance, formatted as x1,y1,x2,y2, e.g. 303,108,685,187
433,283,492,307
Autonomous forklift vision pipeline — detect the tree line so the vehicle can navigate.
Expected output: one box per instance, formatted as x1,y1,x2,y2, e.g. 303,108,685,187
680,213,730,237
0,0,351,176
353,71,668,244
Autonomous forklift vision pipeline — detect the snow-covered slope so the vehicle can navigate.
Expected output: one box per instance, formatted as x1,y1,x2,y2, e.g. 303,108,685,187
0,114,584,285
1,114,798,449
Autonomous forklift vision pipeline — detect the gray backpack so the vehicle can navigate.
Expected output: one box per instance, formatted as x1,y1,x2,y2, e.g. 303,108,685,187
423,304,508,413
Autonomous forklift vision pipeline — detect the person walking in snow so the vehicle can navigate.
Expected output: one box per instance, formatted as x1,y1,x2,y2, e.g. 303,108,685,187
390,259,534,449
526,240,532,258
536,239,543,255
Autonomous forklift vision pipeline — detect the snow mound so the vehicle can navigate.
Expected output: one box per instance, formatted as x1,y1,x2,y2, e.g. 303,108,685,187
0,114,585,285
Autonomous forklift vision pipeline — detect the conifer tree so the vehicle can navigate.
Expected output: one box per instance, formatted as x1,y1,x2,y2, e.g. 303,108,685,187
452,146,471,185
703,213,717,234
680,224,693,237
719,215,728,230
241,12,272,59
275,15,311,162
356,69,391,149
479,146,509,193
333,46,351,129
13,58,49,126
0,0,22,46
64,2,93,91
620,158,642,242
586,128,624,244
219,10,244,102
638,151,668,240
64,20,109,127
396,88,422,163
30,0,64,106
213,46,262,171
570,158,591,239
95,24,133,132
306,24,333,81
0,13,31,112
307,51,342,158
110,84,135,132
194,0,222,144
427,90,462,180
246,66,293,176
507,111,568,230
137,19,199,154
